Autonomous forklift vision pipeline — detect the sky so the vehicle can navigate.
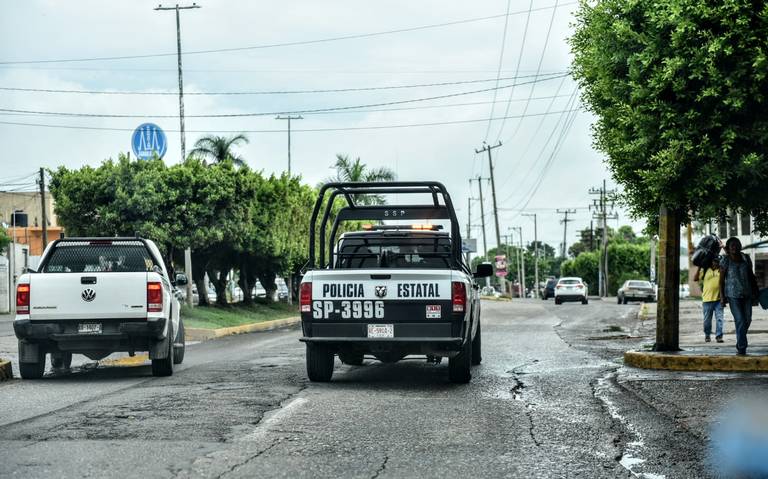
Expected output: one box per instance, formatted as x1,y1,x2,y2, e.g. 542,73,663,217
0,0,647,254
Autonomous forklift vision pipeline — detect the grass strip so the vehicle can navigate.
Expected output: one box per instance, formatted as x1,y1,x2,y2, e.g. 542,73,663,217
181,301,296,330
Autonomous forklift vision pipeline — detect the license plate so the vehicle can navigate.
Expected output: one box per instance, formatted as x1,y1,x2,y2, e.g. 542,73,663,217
78,323,101,334
367,324,394,338
426,305,441,319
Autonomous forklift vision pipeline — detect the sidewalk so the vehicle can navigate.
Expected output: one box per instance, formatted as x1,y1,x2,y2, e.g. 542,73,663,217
625,300,768,371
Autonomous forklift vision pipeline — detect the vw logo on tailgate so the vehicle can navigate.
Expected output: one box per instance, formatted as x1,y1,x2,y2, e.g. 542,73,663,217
81,288,96,302
374,285,387,298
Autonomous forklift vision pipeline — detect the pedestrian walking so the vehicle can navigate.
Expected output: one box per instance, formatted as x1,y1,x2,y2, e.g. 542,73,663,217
694,256,724,343
719,237,759,355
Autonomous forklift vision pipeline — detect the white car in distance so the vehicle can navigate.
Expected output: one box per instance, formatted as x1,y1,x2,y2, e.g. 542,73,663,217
554,277,589,305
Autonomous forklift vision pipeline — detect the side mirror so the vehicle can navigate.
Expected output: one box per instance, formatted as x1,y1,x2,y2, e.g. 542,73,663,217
474,263,493,278
175,273,188,286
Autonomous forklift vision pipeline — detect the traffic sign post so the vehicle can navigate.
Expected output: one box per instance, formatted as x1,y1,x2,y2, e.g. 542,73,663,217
131,123,168,160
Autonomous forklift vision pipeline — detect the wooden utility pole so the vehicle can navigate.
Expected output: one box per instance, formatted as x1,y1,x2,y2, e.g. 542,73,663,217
589,181,617,296
469,177,489,257
475,141,504,292
522,213,539,298
557,208,576,258
155,2,200,307
38,168,47,249
656,206,681,351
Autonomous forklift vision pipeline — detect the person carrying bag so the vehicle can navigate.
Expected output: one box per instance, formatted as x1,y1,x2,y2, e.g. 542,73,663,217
719,237,759,355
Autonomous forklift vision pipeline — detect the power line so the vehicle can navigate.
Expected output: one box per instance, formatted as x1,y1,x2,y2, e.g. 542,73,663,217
0,108,582,134
0,72,567,96
484,0,513,141
0,3,578,65
0,73,569,119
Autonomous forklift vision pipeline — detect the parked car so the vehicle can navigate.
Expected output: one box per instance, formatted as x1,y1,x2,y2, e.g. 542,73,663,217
13,236,185,378
554,277,588,305
253,281,267,298
617,280,656,304
541,277,558,300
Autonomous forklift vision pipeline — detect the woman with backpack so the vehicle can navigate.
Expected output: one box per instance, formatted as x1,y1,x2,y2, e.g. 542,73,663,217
694,256,724,343
719,237,760,355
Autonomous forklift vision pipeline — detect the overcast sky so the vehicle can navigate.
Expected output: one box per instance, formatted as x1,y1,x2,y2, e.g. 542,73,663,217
0,0,647,253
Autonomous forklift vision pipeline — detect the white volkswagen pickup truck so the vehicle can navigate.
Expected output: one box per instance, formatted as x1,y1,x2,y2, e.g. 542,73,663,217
13,237,186,378
300,182,492,383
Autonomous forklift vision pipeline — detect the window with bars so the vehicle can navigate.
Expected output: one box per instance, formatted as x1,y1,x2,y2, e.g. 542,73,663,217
42,242,157,273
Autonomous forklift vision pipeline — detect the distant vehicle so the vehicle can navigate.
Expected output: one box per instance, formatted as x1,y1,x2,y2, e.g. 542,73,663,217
481,286,501,298
13,237,185,379
541,277,558,300
554,277,588,305
617,280,656,304
253,281,267,298
680,284,690,299
276,278,289,300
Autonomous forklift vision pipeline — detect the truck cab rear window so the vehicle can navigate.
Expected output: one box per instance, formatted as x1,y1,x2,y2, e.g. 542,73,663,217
335,237,451,269
42,244,156,273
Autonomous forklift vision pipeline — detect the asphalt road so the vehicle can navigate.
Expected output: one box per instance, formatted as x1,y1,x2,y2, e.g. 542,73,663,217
0,299,757,478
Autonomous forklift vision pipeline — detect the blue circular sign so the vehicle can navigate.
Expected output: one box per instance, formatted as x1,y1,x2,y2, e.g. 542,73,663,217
131,123,167,160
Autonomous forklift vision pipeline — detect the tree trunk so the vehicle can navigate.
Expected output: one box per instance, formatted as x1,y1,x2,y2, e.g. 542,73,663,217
194,278,209,306
239,262,253,306
655,206,681,351
207,267,229,307
257,271,277,304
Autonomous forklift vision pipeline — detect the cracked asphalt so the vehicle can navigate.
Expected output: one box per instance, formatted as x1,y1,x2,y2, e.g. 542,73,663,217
1,299,765,478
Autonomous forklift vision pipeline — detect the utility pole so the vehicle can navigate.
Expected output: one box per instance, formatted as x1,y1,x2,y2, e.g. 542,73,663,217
511,226,525,298
469,177,489,258
522,213,539,298
509,227,523,297
557,208,576,258
589,180,618,297
38,168,47,249
475,141,504,292
275,115,303,176
156,2,200,307
501,233,515,298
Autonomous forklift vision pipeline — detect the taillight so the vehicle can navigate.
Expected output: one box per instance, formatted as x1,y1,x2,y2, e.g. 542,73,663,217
147,282,163,312
16,283,30,314
556,285,563,289
452,282,466,313
300,282,312,313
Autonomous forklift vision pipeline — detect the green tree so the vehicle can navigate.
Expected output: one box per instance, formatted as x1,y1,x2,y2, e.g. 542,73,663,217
0,226,9,252
188,134,249,167
325,154,396,205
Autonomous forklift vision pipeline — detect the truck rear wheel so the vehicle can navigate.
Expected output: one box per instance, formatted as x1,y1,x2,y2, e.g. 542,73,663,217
19,341,46,379
151,326,174,377
306,344,334,382
449,335,472,383
173,320,185,365
471,321,482,365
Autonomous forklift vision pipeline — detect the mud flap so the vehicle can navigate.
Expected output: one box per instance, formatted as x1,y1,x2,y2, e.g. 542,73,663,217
149,336,170,360
19,340,40,363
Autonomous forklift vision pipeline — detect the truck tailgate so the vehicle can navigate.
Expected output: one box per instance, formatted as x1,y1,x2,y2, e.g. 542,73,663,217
309,269,453,322
29,272,149,321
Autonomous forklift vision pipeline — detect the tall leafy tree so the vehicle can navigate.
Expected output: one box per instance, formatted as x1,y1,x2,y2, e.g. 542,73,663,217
0,226,9,252
325,154,396,205
188,134,249,167
571,0,768,349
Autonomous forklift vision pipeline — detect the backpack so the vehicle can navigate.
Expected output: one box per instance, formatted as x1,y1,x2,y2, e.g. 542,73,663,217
692,234,721,268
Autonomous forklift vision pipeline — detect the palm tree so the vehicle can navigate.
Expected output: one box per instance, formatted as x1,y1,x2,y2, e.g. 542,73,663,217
325,154,396,205
188,134,249,167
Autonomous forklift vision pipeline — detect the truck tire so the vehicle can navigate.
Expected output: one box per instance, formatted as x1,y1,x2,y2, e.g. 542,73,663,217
51,352,72,369
151,326,174,377
471,321,482,365
449,335,472,383
306,343,334,382
339,351,364,366
173,320,186,365
19,341,46,379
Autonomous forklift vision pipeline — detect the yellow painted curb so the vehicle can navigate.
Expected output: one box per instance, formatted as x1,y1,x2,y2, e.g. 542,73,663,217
624,350,768,372
0,359,13,381
638,303,648,320
185,316,300,342
101,354,149,367
481,296,513,302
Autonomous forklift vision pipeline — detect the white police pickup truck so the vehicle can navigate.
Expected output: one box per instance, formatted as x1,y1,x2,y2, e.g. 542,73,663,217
299,182,492,383
13,237,186,378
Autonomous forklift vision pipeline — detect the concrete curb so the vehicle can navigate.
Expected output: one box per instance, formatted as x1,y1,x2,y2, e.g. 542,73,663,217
0,359,12,381
185,316,300,342
481,296,512,302
624,350,768,372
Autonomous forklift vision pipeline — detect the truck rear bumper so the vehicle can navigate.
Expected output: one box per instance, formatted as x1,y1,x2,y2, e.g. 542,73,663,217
14,318,167,342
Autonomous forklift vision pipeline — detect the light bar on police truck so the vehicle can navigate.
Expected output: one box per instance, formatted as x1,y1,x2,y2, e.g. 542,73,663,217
360,224,443,231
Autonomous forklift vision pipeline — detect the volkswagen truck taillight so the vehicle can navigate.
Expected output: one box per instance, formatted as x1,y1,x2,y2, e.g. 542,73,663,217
147,282,163,312
16,283,30,314
452,282,466,313
300,282,312,313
